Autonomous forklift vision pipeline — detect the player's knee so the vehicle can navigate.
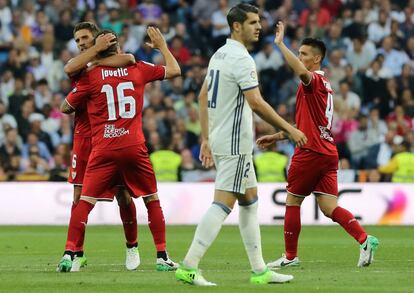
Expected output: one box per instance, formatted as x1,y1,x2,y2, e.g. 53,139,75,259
286,193,304,206
143,193,159,205
320,207,334,218
212,201,232,215
238,196,258,207
73,186,82,203
80,196,97,205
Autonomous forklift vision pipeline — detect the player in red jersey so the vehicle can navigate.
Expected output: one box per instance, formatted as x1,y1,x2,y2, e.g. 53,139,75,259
57,27,181,273
257,22,379,268
63,22,140,271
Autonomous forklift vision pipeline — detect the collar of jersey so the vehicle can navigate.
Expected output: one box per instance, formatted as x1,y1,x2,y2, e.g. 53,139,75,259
226,38,247,50
314,70,325,76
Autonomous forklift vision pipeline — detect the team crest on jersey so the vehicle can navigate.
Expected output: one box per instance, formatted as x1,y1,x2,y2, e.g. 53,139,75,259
71,171,77,179
319,126,334,142
72,87,77,93
250,70,257,81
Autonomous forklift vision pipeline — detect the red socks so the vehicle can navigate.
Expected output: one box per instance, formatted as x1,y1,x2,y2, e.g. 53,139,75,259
71,201,86,252
119,199,138,247
284,205,301,260
331,206,367,244
146,200,166,252
65,200,94,252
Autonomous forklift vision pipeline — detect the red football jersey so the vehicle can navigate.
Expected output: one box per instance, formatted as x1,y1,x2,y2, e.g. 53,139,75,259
66,61,165,150
295,71,337,156
69,74,92,138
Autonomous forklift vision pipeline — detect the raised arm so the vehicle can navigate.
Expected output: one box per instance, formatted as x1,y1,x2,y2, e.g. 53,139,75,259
244,87,307,147
274,21,312,85
64,33,117,76
145,26,181,79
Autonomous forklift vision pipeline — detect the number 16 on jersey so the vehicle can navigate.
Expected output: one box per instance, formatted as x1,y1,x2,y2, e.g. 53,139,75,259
207,69,220,109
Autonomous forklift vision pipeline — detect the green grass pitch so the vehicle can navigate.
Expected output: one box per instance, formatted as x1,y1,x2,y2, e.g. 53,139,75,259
0,225,413,292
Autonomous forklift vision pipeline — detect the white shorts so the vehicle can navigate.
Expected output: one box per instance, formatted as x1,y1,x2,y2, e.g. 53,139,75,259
213,153,257,194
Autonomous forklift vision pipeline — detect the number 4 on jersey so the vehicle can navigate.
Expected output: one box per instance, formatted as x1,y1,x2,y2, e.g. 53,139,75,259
101,82,136,121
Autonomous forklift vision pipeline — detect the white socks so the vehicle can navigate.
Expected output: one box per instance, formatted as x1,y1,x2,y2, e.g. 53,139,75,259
238,200,266,273
183,203,230,268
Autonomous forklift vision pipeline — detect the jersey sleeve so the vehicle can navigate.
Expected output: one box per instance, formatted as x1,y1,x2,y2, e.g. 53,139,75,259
137,61,166,83
65,74,90,110
233,56,259,91
303,72,326,94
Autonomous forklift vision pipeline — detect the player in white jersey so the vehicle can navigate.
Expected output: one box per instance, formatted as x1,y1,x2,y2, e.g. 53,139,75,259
175,3,307,286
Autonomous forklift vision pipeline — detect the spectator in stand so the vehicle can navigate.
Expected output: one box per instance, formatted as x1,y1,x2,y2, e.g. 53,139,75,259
191,0,219,56
299,0,331,29
16,98,35,141
376,129,396,167
337,80,361,117
346,36,377,72
338,158,356,183
401,89,414,118
0,127,21,171
48,152,68,181
348,114,381,169
178,148,203,182
326,49,346,92
0,70,15,106
21,144,49,176
378,140,414,182
362,60,389,115
377,36,409,77
323,21,347,53
340,64,363,97
53,8,74,45
21,132,51,162
6,78,27,118
255,41,283,103
159,13,176,44
137,0,163,26
169,36,191,65
134,35,160,63
0,100,17,144
368,10,391,44
102,8,123,34
396,64,414,95
368,108,388,142
211,0,230,51
386,105,413,136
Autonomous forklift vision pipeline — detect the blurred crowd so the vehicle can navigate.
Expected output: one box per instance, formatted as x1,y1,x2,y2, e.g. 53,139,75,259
0,0,414,183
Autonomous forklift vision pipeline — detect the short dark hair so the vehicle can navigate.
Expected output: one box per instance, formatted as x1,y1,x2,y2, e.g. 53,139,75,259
95,29,118,58
227,3,259,32
301,38,326,62
73,22,100,37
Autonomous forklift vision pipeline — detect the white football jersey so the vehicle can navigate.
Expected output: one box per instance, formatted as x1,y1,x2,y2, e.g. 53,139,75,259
206,39,259,155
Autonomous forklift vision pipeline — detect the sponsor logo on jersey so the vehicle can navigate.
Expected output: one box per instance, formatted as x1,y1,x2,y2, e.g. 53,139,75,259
103,124,130,138
71,171,77,179
101,68,129,80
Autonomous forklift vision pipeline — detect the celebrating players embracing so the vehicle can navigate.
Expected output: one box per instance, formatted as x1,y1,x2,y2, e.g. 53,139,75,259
57,27,181,272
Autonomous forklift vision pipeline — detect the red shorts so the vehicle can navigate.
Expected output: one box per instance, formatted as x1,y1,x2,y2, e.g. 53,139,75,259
81,144,157,201
286,149,338,197
68,136,92,185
